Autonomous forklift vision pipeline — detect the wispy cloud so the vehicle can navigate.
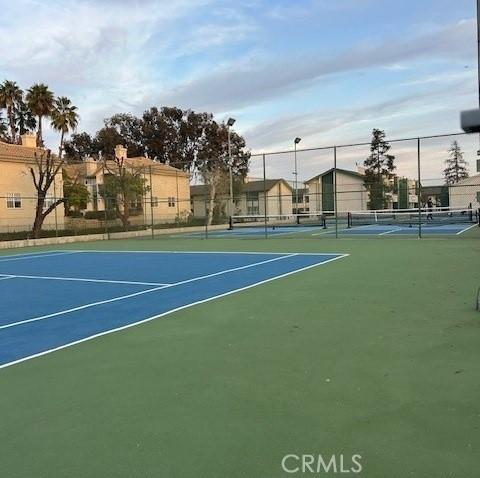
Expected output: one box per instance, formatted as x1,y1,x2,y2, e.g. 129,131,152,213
0,0,476,160
157,19,475,113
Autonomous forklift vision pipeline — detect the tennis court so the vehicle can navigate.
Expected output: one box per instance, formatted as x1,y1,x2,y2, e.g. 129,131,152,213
0,249,346,368
0,233,479,478
180,220,477,238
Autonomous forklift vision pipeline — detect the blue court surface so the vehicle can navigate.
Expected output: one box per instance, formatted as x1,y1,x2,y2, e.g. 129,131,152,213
179,222,476,238
0,250,347,368
181,225,329,238
338,223,477,236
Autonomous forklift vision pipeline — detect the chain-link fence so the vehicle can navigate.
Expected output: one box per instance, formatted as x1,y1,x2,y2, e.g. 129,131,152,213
231,131,479,239
1,131,479,242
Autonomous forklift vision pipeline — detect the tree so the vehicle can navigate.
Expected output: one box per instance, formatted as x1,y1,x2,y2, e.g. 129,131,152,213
104,114,145,157
64,132,99,161
0,112,8,142
0,80,23,143
99,152,149,230
95,127,127,160
444,141,469,185
363,128,396,210
196,120,250,225
14,99,36,137
30,149,65,238
63,171,90,214
26,83,54,146
50,96,79,159
142,107,209,171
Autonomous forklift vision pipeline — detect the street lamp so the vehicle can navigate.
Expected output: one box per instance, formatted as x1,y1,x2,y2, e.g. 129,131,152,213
227,118,236,217
294,137,301,214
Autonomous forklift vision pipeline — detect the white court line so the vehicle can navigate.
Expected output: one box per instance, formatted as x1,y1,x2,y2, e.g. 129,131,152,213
66,249,345,256
0,251,80,263
456,223,478,235
378,227,403,236
0,253,299,331
0,250,69,260
0,274,170,287
0,275,15,281
0,253,349,370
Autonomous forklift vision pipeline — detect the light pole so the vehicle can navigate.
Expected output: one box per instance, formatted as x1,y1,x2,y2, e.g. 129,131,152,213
227,117,236,217
294,137,301,214
477,0,480,109
477,0,480,155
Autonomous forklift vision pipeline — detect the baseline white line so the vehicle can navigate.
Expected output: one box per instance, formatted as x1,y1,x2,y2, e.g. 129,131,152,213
65,249,345,256
0,250,69,259
0,251,80,263
0,253,299,331
456,223,478,235
0,275,15,281
0,274,170,287
0,254,349,370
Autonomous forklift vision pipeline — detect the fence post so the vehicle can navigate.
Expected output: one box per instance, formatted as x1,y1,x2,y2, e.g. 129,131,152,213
53,175,59,239
175,170,180,220
334,146,338,239
417,138,422,239
149,166,155,239
263,154,268,239
204,197,209,239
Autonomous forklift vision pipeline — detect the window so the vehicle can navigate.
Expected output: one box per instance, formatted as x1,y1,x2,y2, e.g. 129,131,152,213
43,196,56,212
85,177,98,195
6,193,21,209
477,192,480,203
151,197,159,207
246,191,259,216
168,197,176,207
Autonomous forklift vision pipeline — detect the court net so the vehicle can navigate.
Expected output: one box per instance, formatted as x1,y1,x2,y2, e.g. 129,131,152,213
347,207,479,228
229,213,327,230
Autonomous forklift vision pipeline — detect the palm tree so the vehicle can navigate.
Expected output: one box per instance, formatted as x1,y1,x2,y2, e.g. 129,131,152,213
0,80,23,143
14,99,36,138
0,112,9,141
26,83,54,146
50,96,79,159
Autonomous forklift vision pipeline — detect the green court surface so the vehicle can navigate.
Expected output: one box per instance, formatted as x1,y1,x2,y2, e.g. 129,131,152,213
0,230,479,478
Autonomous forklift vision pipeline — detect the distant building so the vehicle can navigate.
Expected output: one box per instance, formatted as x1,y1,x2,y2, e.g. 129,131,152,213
394,177,419,209
448,175,480,210
292,188,309,214
0,134,64,233
64,145,190,224
190,178,293,218
305,168,367,213
420,185,449,208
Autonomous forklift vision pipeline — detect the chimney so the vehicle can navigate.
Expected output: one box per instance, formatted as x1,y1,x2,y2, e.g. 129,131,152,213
21,133,37,148
114,144,127,160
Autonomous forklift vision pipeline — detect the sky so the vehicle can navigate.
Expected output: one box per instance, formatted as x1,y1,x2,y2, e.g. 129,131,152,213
0,0,478,181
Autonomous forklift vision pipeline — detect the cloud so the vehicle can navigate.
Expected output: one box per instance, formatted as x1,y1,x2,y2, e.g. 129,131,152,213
245,72,474,150
157,19,475,113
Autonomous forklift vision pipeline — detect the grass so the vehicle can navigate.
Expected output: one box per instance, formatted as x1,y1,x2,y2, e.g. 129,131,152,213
0,230,479,478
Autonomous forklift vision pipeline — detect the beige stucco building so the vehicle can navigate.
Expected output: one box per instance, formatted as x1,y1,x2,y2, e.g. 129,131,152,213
305,168,368,213
448,174,480,210
190,178,293,218
63,145,191,225
0,134,64,233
